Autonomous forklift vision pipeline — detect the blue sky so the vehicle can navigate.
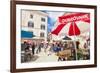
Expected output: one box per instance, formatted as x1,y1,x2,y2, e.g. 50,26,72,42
47,16,55,32
42,11,65,32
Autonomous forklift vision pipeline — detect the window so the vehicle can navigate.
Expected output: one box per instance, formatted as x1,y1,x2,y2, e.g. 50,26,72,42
40,32,45,37
30,14,33,19
41,17,45,22
41,25,45,30
28,21,34,28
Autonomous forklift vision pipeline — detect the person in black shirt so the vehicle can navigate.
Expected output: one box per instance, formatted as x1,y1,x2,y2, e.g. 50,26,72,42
32,42,35,55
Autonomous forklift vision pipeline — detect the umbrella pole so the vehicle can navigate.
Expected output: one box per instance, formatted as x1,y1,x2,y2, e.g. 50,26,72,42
73,37,78,60
72,22,78,60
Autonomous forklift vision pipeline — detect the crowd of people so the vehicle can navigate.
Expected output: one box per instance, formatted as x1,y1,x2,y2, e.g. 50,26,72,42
21,39,90,62
21,40,77,62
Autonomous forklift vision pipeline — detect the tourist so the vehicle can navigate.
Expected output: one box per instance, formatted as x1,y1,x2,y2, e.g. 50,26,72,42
32,42,35,55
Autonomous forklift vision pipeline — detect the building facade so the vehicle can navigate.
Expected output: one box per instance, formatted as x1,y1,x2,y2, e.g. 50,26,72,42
21,10,48,41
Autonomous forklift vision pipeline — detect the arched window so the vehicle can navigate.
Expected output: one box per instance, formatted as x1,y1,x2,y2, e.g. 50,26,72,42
28,21,34,28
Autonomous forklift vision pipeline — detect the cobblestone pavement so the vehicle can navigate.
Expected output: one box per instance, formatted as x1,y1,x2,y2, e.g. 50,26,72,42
28,48,58,63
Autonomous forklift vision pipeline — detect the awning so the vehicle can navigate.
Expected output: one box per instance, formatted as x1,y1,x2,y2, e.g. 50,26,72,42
21,30,35,38
63,36,72,40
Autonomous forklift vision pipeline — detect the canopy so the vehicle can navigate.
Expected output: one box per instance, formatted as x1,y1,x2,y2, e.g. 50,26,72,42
21,30,35,38
63,36,72,40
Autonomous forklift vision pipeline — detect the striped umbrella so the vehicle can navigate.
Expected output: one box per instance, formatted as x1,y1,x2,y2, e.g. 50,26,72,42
51,13,90,60
51,13,90,36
